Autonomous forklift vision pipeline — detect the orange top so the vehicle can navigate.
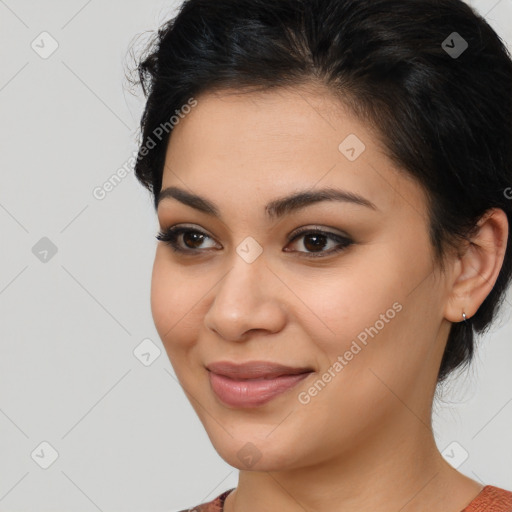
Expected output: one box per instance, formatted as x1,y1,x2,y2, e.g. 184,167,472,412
178,485,512,512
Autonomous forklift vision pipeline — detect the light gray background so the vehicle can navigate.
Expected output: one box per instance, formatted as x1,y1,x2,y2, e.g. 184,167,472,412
0,1,511,511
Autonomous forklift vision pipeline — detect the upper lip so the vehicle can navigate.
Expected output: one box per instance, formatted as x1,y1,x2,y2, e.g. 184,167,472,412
206,361,314,380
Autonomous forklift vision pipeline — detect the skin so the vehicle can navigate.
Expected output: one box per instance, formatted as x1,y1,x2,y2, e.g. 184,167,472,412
150,84,508,512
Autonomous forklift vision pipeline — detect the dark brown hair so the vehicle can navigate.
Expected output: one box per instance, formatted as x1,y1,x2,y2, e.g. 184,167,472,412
127,0,512,384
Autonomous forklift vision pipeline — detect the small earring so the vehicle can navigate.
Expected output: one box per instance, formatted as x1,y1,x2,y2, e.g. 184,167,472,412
462,311,467,322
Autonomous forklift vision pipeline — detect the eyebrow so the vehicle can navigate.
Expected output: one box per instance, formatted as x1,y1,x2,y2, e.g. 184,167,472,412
156,186,378,220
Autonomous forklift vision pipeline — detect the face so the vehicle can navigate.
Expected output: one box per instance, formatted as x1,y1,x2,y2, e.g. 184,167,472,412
151,85,453,471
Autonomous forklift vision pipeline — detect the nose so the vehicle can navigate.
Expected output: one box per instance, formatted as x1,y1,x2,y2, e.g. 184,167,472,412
203,252,287,342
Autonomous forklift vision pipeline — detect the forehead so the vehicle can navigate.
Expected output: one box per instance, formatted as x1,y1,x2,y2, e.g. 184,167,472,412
160,86,424,219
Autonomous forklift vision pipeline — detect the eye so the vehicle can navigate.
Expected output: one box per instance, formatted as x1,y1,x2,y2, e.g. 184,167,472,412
156,225,219,253
156,224,353,258
284,226,353,258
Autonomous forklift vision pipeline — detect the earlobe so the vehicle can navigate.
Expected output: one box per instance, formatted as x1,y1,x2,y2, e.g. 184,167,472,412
444,208,508,324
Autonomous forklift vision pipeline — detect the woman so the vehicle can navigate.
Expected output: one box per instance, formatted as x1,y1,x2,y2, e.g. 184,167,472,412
128,0,512,510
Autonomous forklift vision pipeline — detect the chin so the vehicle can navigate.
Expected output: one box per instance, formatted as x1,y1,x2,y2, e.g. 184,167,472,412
206,427,307,472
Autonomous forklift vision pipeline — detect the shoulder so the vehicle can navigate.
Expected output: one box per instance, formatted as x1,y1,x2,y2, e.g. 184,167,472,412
175,489,235,512
462,484,512,512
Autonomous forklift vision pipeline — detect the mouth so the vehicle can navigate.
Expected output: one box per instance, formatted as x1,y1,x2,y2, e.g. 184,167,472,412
206,360,314,408
206,360,314,379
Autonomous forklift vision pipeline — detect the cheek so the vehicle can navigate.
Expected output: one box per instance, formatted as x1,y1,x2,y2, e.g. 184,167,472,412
294,250,421,388
304,262,436,414
290,262,401,349
150,254,172,334
150,252,199,348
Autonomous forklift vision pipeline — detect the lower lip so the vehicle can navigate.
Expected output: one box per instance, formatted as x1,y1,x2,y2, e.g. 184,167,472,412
208,371,312,408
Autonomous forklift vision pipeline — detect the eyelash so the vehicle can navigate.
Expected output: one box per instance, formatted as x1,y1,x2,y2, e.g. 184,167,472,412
155,225,353,258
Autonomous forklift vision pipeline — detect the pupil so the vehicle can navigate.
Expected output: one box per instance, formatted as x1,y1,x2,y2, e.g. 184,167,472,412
184,232,204,248
304,234,327,252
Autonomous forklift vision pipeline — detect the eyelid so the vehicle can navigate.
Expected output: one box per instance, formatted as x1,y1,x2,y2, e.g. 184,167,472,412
288,224,350,240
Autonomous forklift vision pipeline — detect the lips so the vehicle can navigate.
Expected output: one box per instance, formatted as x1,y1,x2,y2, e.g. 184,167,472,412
206,360,314,380
206,360,314,408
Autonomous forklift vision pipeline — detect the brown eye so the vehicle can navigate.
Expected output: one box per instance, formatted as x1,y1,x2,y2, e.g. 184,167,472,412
302,233,329,252
182,231,207,249
285,228,353,258
156,226,219,253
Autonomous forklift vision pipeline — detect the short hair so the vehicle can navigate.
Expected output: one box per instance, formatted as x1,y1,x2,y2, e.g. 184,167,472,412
127,0,512,385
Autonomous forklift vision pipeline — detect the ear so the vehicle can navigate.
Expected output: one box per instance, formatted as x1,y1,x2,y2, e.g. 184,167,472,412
444,208,508,323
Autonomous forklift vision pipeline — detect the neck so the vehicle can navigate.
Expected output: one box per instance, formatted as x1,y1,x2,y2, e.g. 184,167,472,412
224,416,482,512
